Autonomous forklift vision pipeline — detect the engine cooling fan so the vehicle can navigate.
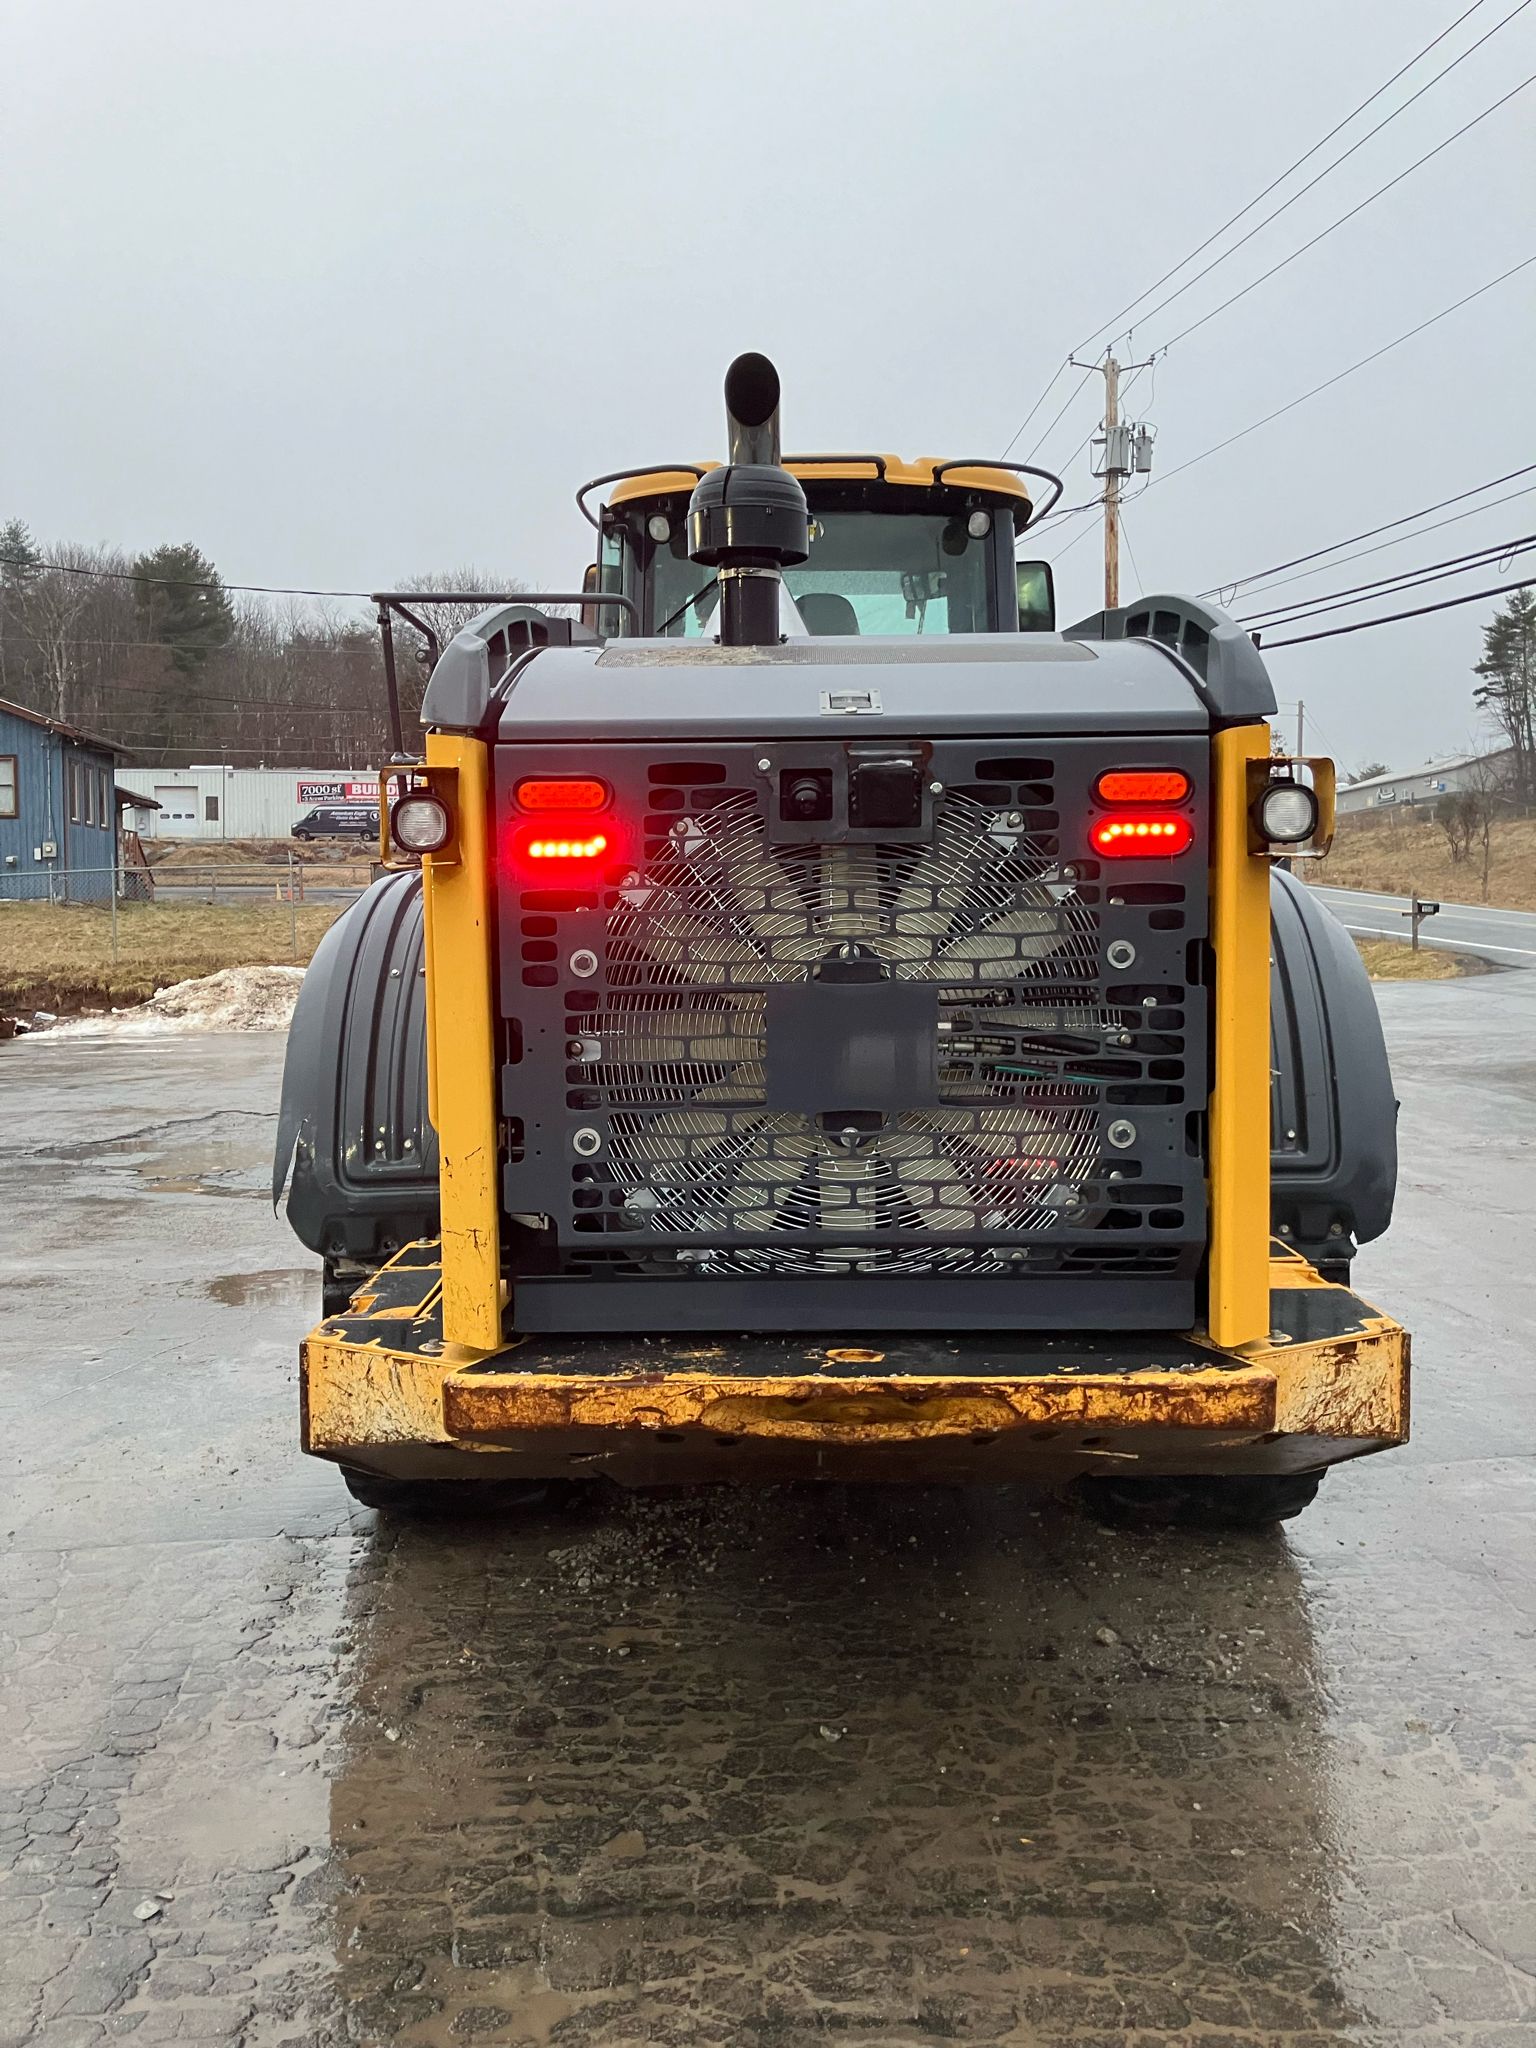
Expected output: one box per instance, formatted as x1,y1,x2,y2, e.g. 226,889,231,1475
588,786,1119,1274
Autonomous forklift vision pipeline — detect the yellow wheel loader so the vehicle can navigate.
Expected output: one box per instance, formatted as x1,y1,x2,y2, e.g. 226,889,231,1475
276,355,1406,1528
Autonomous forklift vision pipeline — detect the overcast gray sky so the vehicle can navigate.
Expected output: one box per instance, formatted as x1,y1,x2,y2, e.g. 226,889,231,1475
4,0,1533,770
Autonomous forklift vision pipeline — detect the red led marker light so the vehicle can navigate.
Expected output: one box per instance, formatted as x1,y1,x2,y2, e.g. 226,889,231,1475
525,831,610,860
1089,813,1194,859
1094,769,1190,805
518,774,614,806
515,777,609,812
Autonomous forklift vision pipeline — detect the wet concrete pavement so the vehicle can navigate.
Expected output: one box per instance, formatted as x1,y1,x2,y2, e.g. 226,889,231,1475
1,981,1533,2048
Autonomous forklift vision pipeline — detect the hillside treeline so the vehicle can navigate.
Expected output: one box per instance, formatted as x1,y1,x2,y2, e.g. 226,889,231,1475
0,524,524,769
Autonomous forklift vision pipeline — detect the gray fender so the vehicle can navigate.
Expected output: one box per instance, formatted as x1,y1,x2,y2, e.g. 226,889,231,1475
1269,868,1397,1260
273,870,439,1259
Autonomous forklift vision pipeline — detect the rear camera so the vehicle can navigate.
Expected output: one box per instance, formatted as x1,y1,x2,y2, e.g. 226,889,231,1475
780,770,834,822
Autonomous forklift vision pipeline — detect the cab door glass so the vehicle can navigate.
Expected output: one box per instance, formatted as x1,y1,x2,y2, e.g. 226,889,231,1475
1016,560,1055,633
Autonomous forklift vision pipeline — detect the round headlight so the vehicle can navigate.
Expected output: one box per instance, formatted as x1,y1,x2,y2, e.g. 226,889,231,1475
1255,779,1318,845
967,508,993,539
647,513,672,543
391,793,451,853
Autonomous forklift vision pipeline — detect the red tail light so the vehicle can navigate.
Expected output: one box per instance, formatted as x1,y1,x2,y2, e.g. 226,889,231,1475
524,830,610,861
515,777,609,812
1094,769,1190,805
1089,813,1194,859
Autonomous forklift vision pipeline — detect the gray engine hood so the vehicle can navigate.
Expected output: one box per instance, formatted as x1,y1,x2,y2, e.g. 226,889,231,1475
487,633,1214,741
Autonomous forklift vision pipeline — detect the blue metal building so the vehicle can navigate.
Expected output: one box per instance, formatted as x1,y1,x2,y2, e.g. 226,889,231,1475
0,696,124,904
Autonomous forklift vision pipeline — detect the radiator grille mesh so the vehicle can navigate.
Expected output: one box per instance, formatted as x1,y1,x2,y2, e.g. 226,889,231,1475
511,755,1201,1279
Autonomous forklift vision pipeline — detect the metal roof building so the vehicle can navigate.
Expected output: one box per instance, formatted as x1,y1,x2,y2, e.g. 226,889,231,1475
1335,746,1516,815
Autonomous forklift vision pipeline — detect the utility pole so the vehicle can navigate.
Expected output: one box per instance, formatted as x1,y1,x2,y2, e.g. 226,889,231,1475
1069,351,1157,612
1296,699,1305,757
1103,356,1121,611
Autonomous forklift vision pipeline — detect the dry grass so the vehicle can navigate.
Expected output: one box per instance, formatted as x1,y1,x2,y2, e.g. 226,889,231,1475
1353,937,1470,981
1315,810,1536,912
147,837,373,887
0,901,346,1015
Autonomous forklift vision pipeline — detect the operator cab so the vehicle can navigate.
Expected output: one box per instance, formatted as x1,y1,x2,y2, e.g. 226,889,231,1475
584,459,1057,639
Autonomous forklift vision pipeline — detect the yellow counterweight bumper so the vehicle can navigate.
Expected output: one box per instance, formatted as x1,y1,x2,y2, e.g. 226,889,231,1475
299,1241,1409,1488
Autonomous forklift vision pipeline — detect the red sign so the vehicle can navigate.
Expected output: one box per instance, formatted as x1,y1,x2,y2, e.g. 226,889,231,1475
297,778,376,803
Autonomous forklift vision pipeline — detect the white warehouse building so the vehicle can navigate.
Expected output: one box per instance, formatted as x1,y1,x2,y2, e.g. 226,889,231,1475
125,765,380,841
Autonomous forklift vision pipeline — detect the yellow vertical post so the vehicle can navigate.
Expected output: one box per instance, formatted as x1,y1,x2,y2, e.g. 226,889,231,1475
422,732,503,1351
1208,724,1272,1349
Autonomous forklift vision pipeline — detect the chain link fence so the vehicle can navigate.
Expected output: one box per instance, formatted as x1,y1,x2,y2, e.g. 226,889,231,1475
0,859,372,1000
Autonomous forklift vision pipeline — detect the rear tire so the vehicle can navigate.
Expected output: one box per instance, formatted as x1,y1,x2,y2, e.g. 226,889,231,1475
339,1465,575,1518
1074,1469,1324,1530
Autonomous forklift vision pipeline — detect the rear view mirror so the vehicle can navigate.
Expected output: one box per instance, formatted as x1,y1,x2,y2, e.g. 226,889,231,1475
1017,561,1055,632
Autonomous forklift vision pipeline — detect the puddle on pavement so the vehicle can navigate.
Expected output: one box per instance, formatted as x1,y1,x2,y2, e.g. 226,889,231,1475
206,1267,316,1308
45,1111,276,1199
138,1172,267,1198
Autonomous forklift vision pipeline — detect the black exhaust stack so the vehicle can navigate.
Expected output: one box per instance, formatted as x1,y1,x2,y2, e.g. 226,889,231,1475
687,353,809,647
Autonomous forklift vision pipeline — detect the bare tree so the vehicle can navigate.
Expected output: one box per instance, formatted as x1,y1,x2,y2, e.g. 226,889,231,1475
1435,757,1510,899
1434,792,1479,865
388,567,535,666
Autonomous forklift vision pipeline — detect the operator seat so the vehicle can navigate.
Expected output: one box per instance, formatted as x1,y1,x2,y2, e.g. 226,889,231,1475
795,591,860,635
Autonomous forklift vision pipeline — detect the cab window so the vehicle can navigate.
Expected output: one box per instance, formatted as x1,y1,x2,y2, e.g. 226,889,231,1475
647,508,996,637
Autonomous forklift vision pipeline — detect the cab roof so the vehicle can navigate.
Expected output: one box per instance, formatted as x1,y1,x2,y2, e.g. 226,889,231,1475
607,458,1034,510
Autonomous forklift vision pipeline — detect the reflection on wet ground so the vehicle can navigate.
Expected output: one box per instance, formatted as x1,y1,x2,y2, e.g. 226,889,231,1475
1,987,1534,2046
334,1490,1347,2045
204,1272,315,1311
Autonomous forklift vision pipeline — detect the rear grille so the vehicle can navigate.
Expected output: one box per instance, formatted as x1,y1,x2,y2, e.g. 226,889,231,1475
497,737,1208,1328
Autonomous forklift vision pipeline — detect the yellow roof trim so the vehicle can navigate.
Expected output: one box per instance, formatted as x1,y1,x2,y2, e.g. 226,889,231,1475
608,469,711,505
606,458,1033,509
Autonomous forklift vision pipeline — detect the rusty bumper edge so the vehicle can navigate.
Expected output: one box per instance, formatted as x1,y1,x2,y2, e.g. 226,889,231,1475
301,1324,1409,1463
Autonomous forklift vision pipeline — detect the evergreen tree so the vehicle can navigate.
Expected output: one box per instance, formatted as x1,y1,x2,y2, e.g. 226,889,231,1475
0,518,41,589
130,542,235,674
1473,588,1536,804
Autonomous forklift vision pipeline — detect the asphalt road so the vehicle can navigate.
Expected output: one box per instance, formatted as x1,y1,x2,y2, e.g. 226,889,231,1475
1312,884,1536,967
1,982,1533,2046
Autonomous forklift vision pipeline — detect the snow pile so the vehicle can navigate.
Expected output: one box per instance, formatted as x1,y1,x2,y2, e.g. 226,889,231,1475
56,965,306,1036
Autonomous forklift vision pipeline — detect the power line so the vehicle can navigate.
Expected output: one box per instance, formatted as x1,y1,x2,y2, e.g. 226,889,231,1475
1042,487,1153,567
1154,63,1536,353
1228,482,1536,604
1148,255,1536,494
1259,575,1531,646
998,4,1525,500
1239,532,1536,625
1066,0,1504,357
1003,363,1098,463
1119,511,1145,596
12,637,375,657
1198,462,1536,596
108,743,379,758
0,554,376,600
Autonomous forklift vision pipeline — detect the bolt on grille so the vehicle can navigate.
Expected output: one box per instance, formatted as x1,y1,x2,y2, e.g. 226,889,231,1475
493,746,1206,1282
